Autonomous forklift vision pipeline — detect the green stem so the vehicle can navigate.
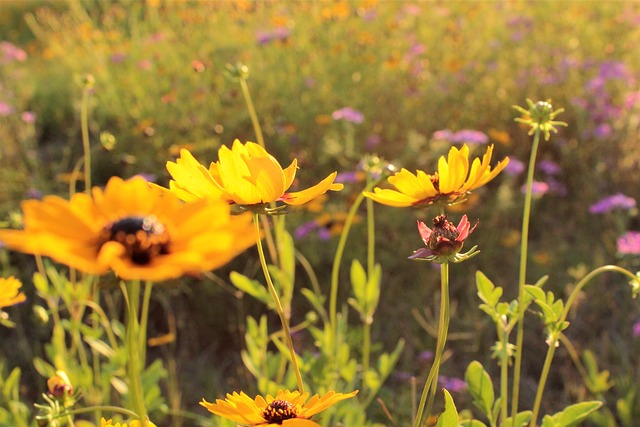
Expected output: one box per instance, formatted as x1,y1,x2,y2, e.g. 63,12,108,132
253,213,304,393
363,184,376,378
414,262,450,427
529,265,638,426
499,326,509,427
330,178,382,353
239,77,265,149
139,281,153,364
124,280,147,423
80,83,92,193
59,405,140,420
511,128,541,424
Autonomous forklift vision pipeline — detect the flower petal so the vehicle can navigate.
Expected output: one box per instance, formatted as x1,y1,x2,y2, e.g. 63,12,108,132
280,172,343,206
362,188,418,207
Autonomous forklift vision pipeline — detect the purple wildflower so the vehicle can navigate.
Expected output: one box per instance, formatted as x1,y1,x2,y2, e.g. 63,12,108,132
110,52,127,63
256,27,291,45
537,160,561,176
1,41,27,63
332,107,364,124
432,129,488,144
294,221,319,240
439,376,467,393
504,158,525,176
0,101,14,116
633,320,640,337
21,111,36,123
617,231,640,255
522,181,549,196
589,193,636,214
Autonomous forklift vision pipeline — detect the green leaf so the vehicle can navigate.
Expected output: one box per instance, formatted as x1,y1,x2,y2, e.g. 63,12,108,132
230,272,270,305
84,337,115,358
2,367,20,400
476,271,502,307
504,411,532,427
32,272,49,297
465,361,495,420
435,389,459,427
524,285,546,303
350,259,367,304
541,401,603,427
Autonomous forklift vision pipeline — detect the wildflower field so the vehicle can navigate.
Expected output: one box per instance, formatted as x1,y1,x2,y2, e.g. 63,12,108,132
1,1,640,426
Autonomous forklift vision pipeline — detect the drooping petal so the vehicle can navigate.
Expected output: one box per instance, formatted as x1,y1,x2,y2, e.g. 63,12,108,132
280,172,343,206
300,390,359,418
164,149,227,201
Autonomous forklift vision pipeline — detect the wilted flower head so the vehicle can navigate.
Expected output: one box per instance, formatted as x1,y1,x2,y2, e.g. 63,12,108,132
161,140,343,213
200,389,358,426
409,214,479,263
363,144,509,208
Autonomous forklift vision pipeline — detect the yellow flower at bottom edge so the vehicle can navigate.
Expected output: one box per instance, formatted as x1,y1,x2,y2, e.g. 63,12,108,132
200,389,358,426
162,140,343,207
0,276,26,309
101,417,156,427
363,144,509,208
0,176,255,282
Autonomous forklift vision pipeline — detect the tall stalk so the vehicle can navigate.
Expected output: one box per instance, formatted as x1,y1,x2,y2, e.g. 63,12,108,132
253,213,304,393
414,261,450,427
510,128,541,423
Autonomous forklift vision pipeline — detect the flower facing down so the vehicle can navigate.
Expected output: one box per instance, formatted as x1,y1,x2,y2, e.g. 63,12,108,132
409,214,479,263
47,371,73,400
163,140,343,211
101,418,156,427
363,144,508,208
0,276,26,309
200,389,358,426
0,177,255,282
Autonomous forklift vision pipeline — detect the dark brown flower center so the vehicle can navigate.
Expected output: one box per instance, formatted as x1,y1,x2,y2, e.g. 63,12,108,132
100,216,170,265
262,399,299,424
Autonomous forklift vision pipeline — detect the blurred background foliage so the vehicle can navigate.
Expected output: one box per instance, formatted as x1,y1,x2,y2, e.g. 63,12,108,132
1,0,639,424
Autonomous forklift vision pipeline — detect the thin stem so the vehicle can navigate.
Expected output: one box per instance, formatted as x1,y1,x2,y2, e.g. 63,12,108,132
139,281,153,364
529,265,638,427
239,78,265,149
330,178,382,354
124,280,147,423
80,84,92,193
511,128,541,424
499,326,509,427
253,213,304,393
414,262,450,427
363,184,376,377
61,405,140,420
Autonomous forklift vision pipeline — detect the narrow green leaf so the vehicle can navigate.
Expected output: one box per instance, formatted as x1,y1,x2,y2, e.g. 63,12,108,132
350,259,367,303
230,272,270,304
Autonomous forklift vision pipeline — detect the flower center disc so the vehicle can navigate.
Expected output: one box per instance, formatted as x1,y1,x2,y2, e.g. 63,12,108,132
262,399,299,424
101,216,170,265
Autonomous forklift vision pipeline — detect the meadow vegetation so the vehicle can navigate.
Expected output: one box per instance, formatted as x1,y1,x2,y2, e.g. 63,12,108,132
1,1,640,426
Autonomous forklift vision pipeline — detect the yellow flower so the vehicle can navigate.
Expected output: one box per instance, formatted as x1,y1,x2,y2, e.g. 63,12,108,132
163,140,343,208
100,418,156,427
0,276,26,309
200,389,358,426
0,177,254,282
363,144,509,208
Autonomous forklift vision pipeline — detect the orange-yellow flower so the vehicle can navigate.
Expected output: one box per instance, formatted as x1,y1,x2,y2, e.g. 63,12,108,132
101,418,156,427
0,276,26,309
0,177,254,282
200,389,358,426
363,144,509,208
47,370,73,399
163,140,343,208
